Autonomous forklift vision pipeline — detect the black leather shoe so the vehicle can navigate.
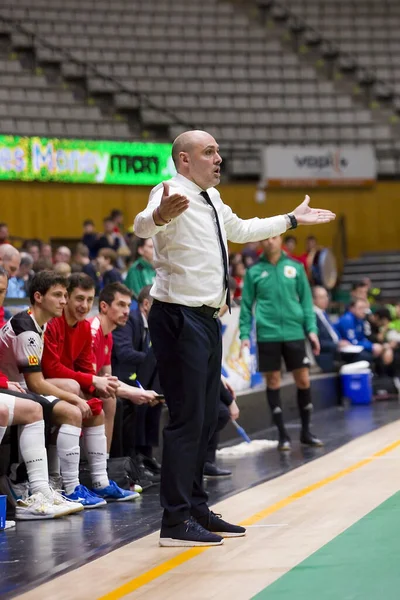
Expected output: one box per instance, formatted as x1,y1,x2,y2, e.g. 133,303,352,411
203,462,232,479
300,431,324,447
197,511,246,538
159,517,224,547
137,456,161,483
141,455,162,475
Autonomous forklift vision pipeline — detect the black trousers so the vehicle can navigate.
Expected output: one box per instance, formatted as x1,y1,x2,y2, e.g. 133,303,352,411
149,301,222,527
206,400,230,464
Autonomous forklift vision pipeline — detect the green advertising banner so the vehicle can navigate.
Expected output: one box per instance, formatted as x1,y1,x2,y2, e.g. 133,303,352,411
0,135,175,185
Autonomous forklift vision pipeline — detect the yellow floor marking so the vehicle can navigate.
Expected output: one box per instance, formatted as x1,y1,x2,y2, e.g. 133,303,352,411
98,438,400,600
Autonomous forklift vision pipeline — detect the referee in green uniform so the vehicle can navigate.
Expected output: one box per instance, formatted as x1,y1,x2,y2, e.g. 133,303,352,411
240,235,322,451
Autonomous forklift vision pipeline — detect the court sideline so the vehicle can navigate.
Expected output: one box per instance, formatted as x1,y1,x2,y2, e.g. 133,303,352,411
16,419,400,600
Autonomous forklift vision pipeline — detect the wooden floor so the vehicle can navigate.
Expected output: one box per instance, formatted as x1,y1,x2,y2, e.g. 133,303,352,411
16,419,400,600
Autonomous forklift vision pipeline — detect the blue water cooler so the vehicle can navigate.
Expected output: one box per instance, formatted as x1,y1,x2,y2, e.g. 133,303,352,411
0,495,6,530
341,371,372,405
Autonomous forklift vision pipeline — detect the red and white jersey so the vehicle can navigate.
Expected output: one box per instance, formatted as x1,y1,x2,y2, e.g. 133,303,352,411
0,309,46,389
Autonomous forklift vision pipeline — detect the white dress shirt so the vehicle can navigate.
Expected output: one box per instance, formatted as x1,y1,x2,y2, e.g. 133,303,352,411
134,174,288,308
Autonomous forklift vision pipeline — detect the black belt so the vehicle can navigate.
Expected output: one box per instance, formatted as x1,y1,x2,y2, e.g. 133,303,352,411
153,299,220,319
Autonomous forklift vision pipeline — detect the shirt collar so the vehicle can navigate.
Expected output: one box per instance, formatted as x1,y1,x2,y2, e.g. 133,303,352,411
141,311,148,329
174,173,208,195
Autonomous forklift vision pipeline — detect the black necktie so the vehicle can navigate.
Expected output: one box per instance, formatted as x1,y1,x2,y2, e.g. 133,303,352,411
200,191,231,312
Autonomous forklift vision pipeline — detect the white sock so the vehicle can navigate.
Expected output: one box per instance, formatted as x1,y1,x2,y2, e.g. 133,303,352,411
47,444,60,479
57,424,81,495
83,425,109,490
19,421,50,497
0,426,6,445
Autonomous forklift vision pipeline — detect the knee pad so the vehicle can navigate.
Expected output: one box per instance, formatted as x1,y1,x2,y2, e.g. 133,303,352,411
0,394,15,426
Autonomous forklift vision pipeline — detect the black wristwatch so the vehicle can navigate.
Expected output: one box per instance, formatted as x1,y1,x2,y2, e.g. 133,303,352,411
286,213,298,230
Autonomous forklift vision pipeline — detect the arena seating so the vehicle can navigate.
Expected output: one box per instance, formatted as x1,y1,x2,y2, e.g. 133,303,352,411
0,0,394,176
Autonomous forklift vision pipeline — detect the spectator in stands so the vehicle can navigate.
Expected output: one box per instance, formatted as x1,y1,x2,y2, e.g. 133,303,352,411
299,235,318,274
0,223,10,245
335,299,387,363
0,267,7,328
0,244,20,278
109,209,124,234
32,258,53,273
361,277,381,305
96,217,121,254
72,243,99,289
0,270,110,510
350,281,369,303
312,285,351,372
90,283,159,461
41,244,53,262
97,248,123,287
282,235,298,259
6,252,34,299
242,242,260,268
54,262,72,277
82,220,98,260
54,246,72,265
125,238,155,297
231,259,245,302
112,285,162,476
389,300,400,333
25,242,40,264
240,235,322,451
41,273,120,456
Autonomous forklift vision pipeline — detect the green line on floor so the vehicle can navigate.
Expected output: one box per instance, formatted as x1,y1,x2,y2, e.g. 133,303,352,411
253,491,400,600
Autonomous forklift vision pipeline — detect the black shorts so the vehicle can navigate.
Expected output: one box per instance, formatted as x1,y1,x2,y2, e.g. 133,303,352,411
0,389,60,439
257,340,310,373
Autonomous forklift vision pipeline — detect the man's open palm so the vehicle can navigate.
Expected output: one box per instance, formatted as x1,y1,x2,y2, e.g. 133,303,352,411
292,195,336,225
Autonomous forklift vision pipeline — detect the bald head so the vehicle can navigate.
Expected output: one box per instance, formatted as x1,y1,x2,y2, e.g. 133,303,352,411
313,285,329,310
0,244,21,277
171,130,222,190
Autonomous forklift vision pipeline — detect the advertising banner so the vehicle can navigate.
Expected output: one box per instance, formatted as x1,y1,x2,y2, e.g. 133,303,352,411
220,307,262,392
0,135,174,185
262,145,376,187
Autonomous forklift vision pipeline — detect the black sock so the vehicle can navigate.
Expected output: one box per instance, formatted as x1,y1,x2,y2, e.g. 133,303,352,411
266,388,288,439
297,387,313,433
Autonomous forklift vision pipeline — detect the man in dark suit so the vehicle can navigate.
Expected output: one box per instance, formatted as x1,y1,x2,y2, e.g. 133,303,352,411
313,286,351,371
112,285,162,476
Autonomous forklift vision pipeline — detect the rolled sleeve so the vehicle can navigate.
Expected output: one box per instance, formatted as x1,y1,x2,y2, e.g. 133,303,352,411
222,202,287,243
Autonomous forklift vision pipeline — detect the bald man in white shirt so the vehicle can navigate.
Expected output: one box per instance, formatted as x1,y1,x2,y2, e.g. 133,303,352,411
134,130,335,547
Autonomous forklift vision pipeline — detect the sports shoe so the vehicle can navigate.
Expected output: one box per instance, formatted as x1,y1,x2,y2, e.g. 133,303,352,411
203,462,232,479
300,431,324,447
5,520,16,530
15,493,67,520
64,484,107,509
0,475,29,507
196,511,246,538
278,437,292,452
92,480,140,502
159,517,224,547
47,488,84,515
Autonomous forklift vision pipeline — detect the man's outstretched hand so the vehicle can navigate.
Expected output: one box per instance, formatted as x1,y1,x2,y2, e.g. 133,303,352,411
153,182,190,225
292,195,336,226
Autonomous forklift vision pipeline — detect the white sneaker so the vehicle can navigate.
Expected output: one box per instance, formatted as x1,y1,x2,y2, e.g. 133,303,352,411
47,487,84,516
5,520,16,530
0,475,29,507
15,493,67,520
